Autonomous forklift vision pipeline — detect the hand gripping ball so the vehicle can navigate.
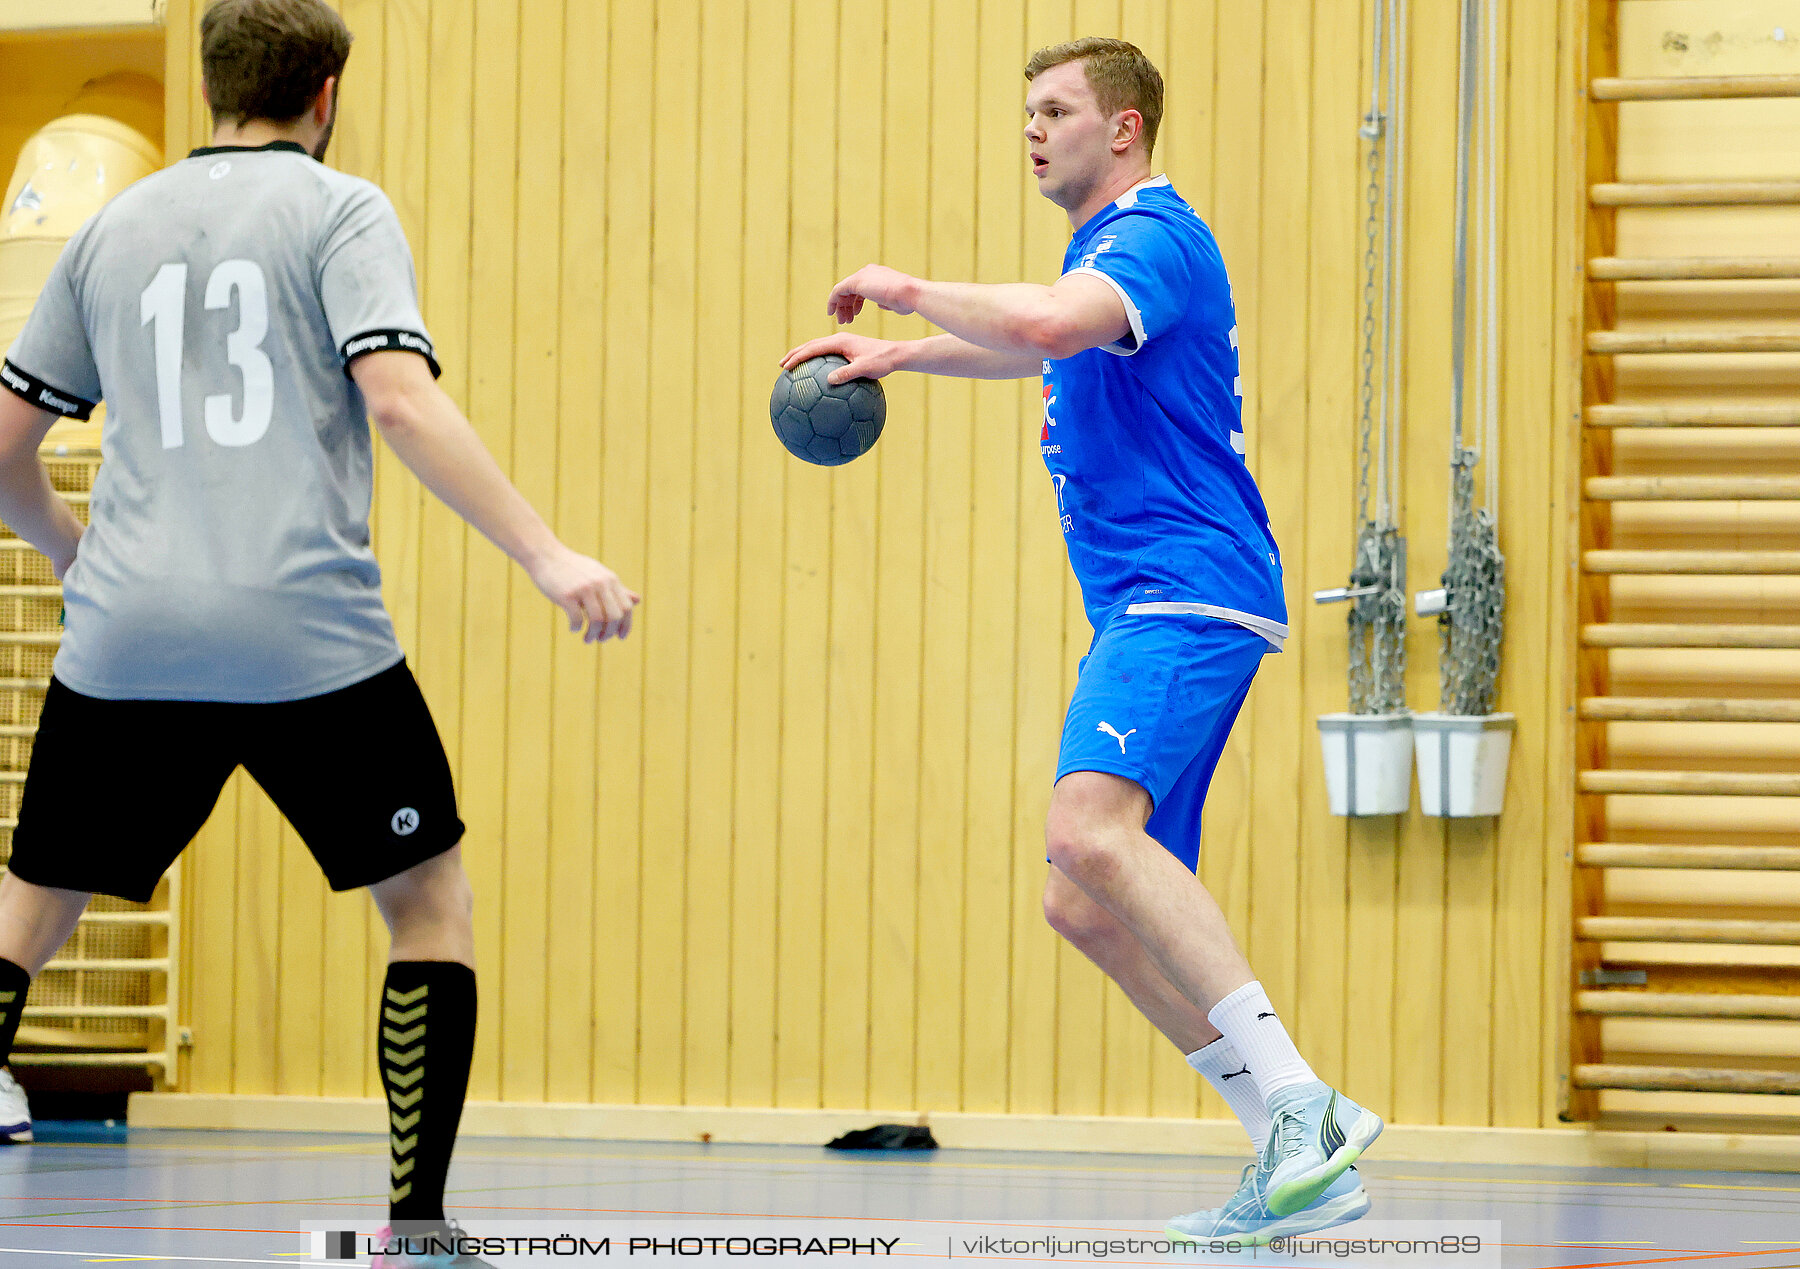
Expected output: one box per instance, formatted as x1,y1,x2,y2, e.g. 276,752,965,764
770,355,886,466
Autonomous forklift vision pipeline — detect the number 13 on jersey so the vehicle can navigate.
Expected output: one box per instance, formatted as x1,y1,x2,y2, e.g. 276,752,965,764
140,259,274,450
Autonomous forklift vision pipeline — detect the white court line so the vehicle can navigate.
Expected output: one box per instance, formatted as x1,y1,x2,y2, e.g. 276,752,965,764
0,1249,298,1266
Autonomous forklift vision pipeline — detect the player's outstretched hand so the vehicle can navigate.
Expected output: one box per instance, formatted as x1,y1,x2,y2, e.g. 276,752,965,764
825,264,917,326
530,546,641,644
780,333,903,384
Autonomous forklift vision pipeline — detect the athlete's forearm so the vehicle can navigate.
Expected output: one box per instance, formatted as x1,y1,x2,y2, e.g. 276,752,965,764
0,398,82,576
0,460,83,576
895,333,1043,380
904,278,1066,358
372,379,561,573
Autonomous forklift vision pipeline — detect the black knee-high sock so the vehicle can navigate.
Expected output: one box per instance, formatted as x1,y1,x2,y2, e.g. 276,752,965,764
380,961,476,1228
0,958,31,1064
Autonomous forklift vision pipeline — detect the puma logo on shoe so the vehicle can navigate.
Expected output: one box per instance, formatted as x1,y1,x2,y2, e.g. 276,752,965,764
1097,721,1136,753
1320,1091,1348,1156
1220,1065,1252,1081
1257,1011,1277,1020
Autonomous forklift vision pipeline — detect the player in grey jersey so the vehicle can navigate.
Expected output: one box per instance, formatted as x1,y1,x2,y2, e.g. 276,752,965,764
0,2,636,1262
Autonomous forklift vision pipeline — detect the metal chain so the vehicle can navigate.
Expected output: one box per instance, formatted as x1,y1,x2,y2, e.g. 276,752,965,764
1356,108,1382,528
1434,0,1505,717
1439,448,1505,714
1349,524,1407,714
1344,0,1407,716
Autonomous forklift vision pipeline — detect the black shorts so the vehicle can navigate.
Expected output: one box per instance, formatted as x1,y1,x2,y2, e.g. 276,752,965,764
8,660,464,903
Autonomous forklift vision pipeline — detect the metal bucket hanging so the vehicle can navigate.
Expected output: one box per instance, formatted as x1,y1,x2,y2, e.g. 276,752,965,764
1316,0,1411,817
1411,0,1512,818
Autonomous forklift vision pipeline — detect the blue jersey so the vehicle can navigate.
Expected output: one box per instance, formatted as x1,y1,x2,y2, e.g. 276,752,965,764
1042,176,1287,648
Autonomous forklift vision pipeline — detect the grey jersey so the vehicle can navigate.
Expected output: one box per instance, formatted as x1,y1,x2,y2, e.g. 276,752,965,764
2,142,439,702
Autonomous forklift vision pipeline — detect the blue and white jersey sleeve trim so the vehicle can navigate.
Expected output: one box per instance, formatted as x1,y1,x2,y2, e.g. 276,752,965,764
1064,265,1145,357
1123,600,1288,650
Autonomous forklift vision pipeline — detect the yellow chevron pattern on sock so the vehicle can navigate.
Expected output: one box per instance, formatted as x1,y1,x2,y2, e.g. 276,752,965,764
0,991,17,1005
382,983,429,1218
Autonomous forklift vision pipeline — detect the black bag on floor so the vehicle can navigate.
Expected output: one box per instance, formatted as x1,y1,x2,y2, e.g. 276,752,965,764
824,1124,939,1151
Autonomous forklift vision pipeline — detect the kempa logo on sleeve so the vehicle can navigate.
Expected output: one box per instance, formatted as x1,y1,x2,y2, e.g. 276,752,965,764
34,384,79,415
1,362,87,418
343,331,435,360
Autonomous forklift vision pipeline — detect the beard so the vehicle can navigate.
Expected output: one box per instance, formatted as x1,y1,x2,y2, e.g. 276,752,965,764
310,90,339,162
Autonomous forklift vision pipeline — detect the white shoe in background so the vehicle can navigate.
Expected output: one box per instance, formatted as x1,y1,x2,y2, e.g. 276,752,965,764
0,1067,34,1144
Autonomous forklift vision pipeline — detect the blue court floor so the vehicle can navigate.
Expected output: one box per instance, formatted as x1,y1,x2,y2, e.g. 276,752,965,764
0,1125,1795,1267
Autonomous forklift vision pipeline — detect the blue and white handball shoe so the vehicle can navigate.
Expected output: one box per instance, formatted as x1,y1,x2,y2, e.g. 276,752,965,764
1166,1160,1368,1245
0,1067,32,1144
1262,1080,1384,1217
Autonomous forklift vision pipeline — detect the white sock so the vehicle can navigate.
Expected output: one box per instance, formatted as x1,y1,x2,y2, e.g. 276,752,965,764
1206,981,1318,1103
1187,1037,1270,1146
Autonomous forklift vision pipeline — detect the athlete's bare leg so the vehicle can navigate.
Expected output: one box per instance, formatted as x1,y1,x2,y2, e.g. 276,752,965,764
0,874,88,976
1043,866,1223,1052
1044,770,1253,1016
369,844,475,967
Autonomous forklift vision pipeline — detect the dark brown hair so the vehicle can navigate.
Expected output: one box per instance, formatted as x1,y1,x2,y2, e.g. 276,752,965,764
1025,37,1165,156
201,0,352,125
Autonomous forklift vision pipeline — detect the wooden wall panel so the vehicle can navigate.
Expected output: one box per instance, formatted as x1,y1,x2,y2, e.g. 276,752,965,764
155,0,1574,1130
545,0,606,1108
592,0,651,1106
688,0,748,1115
1294,0,1362,1113
818,0,876,1116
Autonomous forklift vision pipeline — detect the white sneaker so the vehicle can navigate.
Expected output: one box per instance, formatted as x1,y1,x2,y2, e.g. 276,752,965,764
1262,1080,1383,1217
1166,1162,1369,1246
0,1067,33,1144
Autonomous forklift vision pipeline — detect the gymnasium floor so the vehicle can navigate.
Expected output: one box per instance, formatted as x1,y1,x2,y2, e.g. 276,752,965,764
0,1126,1794,1267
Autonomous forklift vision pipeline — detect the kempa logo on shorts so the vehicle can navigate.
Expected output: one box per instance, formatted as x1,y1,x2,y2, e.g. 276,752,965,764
1096,721,1136,754
391,808,421,836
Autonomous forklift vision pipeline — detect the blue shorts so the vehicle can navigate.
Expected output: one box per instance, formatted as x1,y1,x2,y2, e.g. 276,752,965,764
1056,614,1268,872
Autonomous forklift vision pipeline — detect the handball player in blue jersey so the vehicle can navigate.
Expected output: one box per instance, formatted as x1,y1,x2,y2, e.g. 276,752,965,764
782,37,1381,1240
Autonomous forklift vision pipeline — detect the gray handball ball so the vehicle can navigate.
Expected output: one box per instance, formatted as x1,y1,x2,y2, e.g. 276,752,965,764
771,355,886,466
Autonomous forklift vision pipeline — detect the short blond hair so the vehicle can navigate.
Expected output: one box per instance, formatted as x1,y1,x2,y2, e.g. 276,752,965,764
1025,37,1164,156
